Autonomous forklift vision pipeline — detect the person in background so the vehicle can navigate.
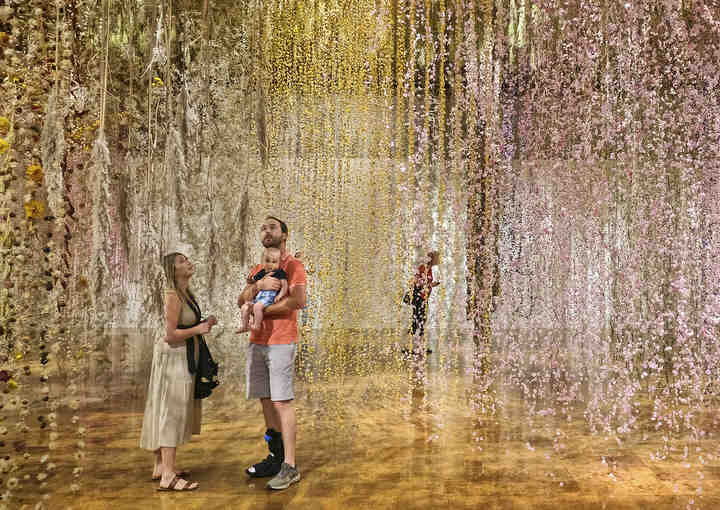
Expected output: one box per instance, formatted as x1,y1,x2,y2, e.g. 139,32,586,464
409,250,441,355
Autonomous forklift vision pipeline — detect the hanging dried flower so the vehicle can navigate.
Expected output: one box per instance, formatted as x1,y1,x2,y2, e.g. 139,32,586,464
0,7,12,22
25,164,43,184
0,138,8,154
0,116,9,135
23,199,45,220
152,77,164,87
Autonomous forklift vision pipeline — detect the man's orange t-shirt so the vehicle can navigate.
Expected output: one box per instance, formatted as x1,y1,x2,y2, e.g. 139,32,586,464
248,253,307,345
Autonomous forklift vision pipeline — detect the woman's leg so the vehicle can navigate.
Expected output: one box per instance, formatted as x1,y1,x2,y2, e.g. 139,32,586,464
417,303,427,337
160,447,198,489
152,448,190,479
410,298,427,353
160,446,176,479
152,449,162,478
411,298,426,335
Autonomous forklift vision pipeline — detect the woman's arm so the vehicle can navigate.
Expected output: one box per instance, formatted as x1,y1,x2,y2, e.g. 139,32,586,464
165,292,211,346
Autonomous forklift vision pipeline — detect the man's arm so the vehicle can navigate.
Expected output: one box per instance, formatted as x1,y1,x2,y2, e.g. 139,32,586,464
263,283,306,317
273,279,289,303
237,281,258,309
238,272,283,308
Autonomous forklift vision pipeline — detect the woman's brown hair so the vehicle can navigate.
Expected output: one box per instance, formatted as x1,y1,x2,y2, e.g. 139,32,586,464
162,252,195,304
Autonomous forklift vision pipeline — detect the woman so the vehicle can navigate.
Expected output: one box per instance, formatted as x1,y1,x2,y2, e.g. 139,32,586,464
140,252,216,491
409,250,441,353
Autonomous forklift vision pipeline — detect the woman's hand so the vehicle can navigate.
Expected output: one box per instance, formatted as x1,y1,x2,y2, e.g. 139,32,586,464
206,315,218,327
257,276,281,292
432,281,441,287
197,321,212,335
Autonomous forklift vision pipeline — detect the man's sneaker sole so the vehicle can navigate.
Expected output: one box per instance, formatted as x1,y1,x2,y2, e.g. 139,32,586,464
267,472,300,490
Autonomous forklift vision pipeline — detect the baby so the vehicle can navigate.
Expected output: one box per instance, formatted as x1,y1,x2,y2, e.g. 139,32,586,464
237,247,288,332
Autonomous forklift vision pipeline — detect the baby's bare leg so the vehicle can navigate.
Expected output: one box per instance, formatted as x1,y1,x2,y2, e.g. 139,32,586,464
250,302,265,331
237,302,252,332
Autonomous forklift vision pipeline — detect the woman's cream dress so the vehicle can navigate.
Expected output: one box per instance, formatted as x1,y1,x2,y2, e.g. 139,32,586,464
140,291,201,450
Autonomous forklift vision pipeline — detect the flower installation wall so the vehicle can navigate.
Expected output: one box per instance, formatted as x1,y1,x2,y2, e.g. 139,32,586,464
0,0,718,508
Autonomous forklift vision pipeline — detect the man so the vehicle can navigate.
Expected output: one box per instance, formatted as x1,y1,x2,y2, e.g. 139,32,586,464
237,216,307,490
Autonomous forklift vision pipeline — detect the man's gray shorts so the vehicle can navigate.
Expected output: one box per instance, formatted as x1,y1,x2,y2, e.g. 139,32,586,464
246,342,297,401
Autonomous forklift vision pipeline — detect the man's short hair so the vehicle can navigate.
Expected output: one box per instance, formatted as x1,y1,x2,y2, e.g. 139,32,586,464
266,215,288,234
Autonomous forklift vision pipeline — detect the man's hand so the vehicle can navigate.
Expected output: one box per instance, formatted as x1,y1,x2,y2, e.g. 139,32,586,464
264,284,306,318
257,275,281,292
206,315,218,326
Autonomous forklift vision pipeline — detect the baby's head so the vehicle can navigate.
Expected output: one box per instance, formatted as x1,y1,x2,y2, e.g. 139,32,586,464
262,247,282,271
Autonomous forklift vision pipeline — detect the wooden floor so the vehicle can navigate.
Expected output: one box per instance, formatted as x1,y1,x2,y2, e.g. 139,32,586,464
11,333,720,510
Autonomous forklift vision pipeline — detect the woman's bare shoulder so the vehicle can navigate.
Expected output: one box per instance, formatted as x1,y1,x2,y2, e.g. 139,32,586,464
164,289,181,303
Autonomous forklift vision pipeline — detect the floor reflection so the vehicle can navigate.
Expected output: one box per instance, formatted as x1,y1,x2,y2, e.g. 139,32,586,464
32,329,720,509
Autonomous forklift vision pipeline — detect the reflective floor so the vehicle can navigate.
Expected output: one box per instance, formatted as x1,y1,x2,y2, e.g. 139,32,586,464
22,331,720,510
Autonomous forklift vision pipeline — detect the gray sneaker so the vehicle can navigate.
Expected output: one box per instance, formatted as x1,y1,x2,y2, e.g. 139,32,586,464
266,462,300,490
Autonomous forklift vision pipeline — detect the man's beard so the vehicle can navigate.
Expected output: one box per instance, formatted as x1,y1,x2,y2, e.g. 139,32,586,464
262,235,282,248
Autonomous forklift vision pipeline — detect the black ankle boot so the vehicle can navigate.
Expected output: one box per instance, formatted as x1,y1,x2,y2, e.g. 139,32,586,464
267,428,285,463
246,428,284,478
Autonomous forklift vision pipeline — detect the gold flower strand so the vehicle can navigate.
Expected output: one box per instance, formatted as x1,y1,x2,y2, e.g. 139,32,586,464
23,200,45,220
8,18,61,501
25,164,42,184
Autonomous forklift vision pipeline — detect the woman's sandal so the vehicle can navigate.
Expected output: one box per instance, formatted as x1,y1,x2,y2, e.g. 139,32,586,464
156,475,198,491
151,470,190,481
